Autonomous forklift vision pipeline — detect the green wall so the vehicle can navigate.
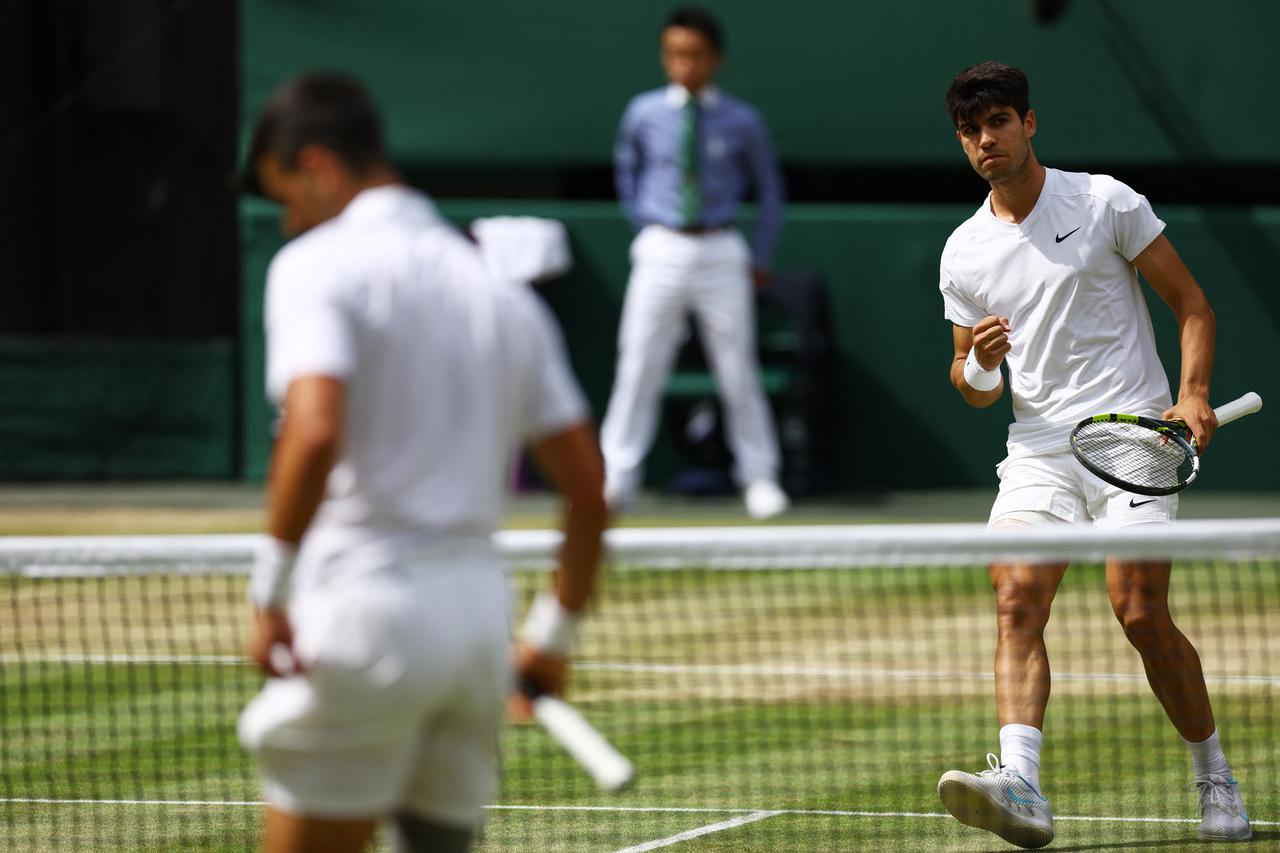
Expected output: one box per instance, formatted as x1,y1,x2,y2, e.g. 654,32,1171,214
242,0,1280,167
240,200,1280,491
235,0,1280,489
7,2,1276,483
0,338,237,479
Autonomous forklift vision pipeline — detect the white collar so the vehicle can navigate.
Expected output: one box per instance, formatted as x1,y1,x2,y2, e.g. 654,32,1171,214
339,184,442,228
665,84,721,108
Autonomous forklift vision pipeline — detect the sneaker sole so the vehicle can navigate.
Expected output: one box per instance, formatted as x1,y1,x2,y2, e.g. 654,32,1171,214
938,773,1054,850
1197,826,1252,842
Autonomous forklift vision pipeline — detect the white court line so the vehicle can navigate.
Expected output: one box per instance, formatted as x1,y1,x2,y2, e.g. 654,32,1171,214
2,798,264,806
3,654,1276,686
577,660,1280,687
0,654,245,665
609,810,783,852
488,805,754,814
3,799,1275,827
492,804,1279,827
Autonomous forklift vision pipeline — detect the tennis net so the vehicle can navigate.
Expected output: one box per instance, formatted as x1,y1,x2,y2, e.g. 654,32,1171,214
2,520,1278,851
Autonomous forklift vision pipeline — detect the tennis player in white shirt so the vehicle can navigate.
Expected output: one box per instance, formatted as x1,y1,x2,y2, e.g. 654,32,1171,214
237,73,607,853
934,62,1248,848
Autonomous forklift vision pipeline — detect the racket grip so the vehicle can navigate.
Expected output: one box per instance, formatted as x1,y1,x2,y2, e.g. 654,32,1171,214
1214,392,1262,426
518,676,547,701
520,679,635,791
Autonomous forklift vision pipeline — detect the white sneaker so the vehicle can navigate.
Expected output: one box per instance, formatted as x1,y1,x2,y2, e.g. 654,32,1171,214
743,480,789,520
1189,774,1251,841
938,753,1054,849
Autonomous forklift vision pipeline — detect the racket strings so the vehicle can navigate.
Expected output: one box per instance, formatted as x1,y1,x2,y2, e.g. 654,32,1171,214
1072,422,1194,490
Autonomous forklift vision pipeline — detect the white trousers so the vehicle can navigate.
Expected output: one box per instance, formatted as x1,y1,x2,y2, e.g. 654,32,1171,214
600,225,780,493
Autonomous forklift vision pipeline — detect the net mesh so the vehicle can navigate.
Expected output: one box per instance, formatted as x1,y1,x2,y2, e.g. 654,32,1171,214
2,522,1278,851
1071,420,1196,492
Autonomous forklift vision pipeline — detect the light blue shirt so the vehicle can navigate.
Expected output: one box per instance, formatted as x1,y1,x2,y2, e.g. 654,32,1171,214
615,84,785,269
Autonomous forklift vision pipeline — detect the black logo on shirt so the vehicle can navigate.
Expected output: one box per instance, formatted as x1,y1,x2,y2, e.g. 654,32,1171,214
1129,498,1157,508
1055,226,1082,243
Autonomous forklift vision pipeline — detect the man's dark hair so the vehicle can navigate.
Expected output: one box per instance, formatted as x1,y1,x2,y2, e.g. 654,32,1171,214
945,61,1031,128
662,6,724,53
243,72,386,195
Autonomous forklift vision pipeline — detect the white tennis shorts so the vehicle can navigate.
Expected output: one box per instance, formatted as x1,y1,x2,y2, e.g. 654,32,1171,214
989,447,1177,528
239,561,510,826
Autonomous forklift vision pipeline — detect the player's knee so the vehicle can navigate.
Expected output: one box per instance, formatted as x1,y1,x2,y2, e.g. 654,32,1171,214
391,810,474,853
993,586,1052,634
1114,603,1171,649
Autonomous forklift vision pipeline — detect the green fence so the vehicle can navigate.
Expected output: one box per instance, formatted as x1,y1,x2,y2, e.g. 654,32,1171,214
0,338,237,479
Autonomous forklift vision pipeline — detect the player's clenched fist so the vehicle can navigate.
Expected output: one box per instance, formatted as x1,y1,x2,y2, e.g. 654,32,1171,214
971,315,1012,370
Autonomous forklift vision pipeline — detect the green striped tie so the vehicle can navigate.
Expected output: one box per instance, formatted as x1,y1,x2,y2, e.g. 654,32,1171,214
679,98,702,226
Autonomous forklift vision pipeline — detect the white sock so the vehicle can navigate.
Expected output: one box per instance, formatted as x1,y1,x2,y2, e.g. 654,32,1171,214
1000,723,1044,794
1185,729,1231,779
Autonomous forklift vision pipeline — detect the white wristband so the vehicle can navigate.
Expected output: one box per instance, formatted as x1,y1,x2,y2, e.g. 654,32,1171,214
248,537,297,609
963,349,1002,392
520,590,580,655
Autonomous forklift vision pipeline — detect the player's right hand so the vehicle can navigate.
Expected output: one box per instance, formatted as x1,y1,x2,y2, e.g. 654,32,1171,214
246,608,306,678
509,642,569,722
1162,395,1218,454
971,315,1012,370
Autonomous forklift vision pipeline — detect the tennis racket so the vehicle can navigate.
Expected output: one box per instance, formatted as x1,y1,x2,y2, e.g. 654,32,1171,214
1070,392,1262,496
519,678,635,792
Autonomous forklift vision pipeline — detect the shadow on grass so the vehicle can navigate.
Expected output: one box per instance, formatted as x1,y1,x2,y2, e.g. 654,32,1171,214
1021,827,1275,852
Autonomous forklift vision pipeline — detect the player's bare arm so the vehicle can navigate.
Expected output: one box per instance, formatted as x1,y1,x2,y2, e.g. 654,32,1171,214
950,317,1009,408
513,421,607,709
531,419,607,615
247,375,346,677
1134,234,1218,450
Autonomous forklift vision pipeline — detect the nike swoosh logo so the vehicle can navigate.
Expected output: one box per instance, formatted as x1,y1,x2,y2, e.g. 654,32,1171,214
1055,226,1081,243
1129,498,1157,508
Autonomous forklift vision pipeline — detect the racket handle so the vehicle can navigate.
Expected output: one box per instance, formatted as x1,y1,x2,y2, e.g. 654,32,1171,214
521,679,635,791
1214,392,1262,427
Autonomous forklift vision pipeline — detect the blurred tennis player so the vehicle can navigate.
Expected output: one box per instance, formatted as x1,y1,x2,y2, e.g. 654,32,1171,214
238,73,606,853
935,62,1248,847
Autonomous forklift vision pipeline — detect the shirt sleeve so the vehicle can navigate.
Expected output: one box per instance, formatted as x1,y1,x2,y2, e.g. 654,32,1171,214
741,107,785,269
938,256,986,327
264,244,359,403
613,99,645,231
520,296,590,441
1106,181,1166,262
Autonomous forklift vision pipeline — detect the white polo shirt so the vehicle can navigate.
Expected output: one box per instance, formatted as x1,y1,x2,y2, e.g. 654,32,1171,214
939,168,1172,460
264,185,588,587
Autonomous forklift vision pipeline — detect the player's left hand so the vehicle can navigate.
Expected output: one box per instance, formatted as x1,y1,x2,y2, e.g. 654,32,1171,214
247,608,305,677
1162,396,1218,453
509,642,569,722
